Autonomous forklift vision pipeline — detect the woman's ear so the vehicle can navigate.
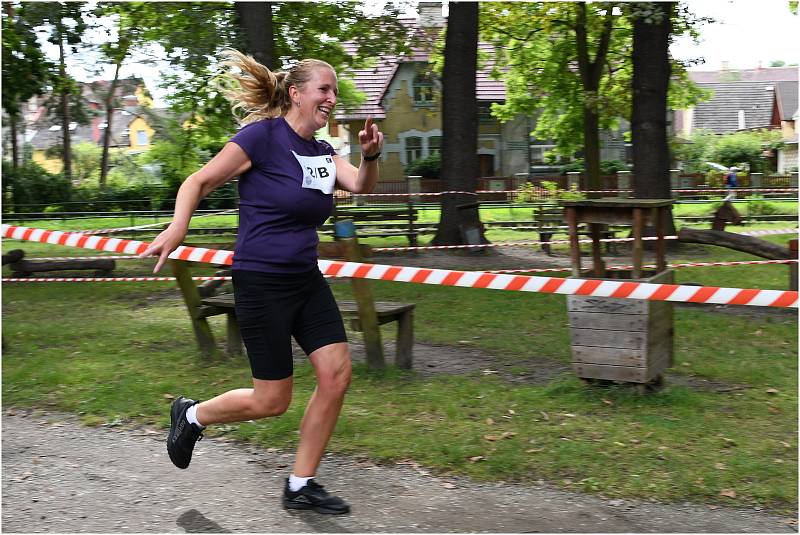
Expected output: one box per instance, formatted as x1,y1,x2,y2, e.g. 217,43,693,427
288,85,300,107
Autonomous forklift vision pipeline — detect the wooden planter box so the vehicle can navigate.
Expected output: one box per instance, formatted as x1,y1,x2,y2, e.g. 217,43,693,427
567,269,674,383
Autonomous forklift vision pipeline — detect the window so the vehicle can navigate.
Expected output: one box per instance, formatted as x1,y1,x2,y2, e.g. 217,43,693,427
478,104,495,124
136,131,148,145
412,72,434,105
405,136,422,163
428,136,441,155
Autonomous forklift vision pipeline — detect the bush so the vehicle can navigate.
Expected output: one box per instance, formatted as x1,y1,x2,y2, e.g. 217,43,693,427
2,161,72,213
405,152,441,179
514,180,585,203
558,159,630,175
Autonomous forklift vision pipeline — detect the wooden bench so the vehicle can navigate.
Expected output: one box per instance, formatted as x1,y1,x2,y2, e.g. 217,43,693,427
194,290,414,368
534,204,617,255
331,204,418,246
171,236,416,369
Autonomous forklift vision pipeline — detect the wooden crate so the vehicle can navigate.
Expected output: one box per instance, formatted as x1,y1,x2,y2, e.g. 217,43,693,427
567,269,674,383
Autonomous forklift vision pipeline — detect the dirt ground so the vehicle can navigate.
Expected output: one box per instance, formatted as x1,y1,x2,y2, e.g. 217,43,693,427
2,409,796,534
3,245,797,533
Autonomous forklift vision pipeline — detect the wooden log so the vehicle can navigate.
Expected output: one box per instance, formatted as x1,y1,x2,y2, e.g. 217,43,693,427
678,228,793,259
2,249,24,265
9,258,115,276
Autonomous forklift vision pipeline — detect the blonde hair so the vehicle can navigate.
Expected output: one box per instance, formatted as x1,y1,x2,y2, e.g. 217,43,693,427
218,49,335,125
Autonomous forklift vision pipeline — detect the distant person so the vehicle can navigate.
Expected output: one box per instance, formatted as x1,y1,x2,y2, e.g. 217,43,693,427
139,49,384,515
724,166,739,200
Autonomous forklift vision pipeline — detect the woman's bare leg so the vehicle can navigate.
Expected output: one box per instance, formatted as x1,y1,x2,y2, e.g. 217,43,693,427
195,377,293,425
292,342,351,476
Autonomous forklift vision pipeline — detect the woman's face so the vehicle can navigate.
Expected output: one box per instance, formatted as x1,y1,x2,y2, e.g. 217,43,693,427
293,67,338,131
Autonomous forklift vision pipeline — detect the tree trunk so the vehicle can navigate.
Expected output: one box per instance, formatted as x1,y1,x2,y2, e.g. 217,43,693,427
678,228,793,259
574,3,614,195
99,62,122,189
631,2,673,199
9,113,19,169
432,2,485,245
583,103,601,194
58,38,72,182
235,2,274,69
631,2,676,235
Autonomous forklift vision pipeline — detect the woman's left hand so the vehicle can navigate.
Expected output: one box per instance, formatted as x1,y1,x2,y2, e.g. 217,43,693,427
359,116,383,159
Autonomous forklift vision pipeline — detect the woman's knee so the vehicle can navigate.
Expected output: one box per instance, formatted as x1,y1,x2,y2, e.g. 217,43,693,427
313,345,352,395
250,378,292,418
249,394,291,418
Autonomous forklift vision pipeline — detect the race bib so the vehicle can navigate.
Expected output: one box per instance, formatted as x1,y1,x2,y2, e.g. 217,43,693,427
292,151,337,194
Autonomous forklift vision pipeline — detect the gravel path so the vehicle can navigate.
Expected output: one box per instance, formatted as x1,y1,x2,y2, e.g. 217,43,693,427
2,410,795,533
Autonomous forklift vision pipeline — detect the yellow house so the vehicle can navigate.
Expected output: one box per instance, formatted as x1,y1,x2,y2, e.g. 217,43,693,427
334,3,531,182
26,78,159,174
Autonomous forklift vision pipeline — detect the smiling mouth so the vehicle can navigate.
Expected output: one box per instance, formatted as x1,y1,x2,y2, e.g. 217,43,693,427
317,106,332,120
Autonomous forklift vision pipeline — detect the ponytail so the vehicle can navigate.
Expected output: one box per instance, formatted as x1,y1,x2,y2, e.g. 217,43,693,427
218,49,336,125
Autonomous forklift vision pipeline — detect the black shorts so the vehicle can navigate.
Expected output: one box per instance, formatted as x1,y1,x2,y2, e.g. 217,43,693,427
232,268,347,380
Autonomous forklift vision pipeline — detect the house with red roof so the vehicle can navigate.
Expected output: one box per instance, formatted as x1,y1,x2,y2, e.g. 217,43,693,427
334,2,532,181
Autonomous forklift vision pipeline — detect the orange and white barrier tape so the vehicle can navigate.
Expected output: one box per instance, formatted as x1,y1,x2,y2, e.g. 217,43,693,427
372,228,797,252
24,255,140,261
488,259,799,275
3,224,796,308
348,188,798,197
2,276,233,283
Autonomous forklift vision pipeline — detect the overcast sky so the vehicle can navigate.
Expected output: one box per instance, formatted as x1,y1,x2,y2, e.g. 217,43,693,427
49,0,799,107
670,0,799,70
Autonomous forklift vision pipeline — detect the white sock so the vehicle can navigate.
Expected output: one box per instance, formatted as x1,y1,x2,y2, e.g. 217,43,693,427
288,474,313,492
186,404,205,428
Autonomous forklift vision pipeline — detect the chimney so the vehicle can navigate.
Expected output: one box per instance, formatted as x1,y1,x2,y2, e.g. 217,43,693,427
418,1,445,27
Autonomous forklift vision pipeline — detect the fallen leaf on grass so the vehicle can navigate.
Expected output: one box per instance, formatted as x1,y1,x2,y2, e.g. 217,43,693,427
501,432,517,439
602,399,613,406
719,489,737,499
486,418,494,425
780,441,791,448
768,406,782,414
484,435,499,442
540,411,550,421
714,462,727,470
468,456,486,463
613,441,627,447
507,409,516,415
766,388,779,395
526,448,545,453
162,394,175,400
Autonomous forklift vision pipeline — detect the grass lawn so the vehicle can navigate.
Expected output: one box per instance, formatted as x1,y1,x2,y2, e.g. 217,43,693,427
1,216,797,515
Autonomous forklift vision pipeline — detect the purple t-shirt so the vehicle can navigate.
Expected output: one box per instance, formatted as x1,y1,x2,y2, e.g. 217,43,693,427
229,117,337,273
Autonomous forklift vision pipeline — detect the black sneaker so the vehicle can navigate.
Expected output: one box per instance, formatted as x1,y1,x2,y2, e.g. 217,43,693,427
167,396,203,469
283,478,350,515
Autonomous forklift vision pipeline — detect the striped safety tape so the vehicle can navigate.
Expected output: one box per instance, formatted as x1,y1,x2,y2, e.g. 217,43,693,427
2,224,796,308
489,259,799,275
348,188,798,197
2,276,233,283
